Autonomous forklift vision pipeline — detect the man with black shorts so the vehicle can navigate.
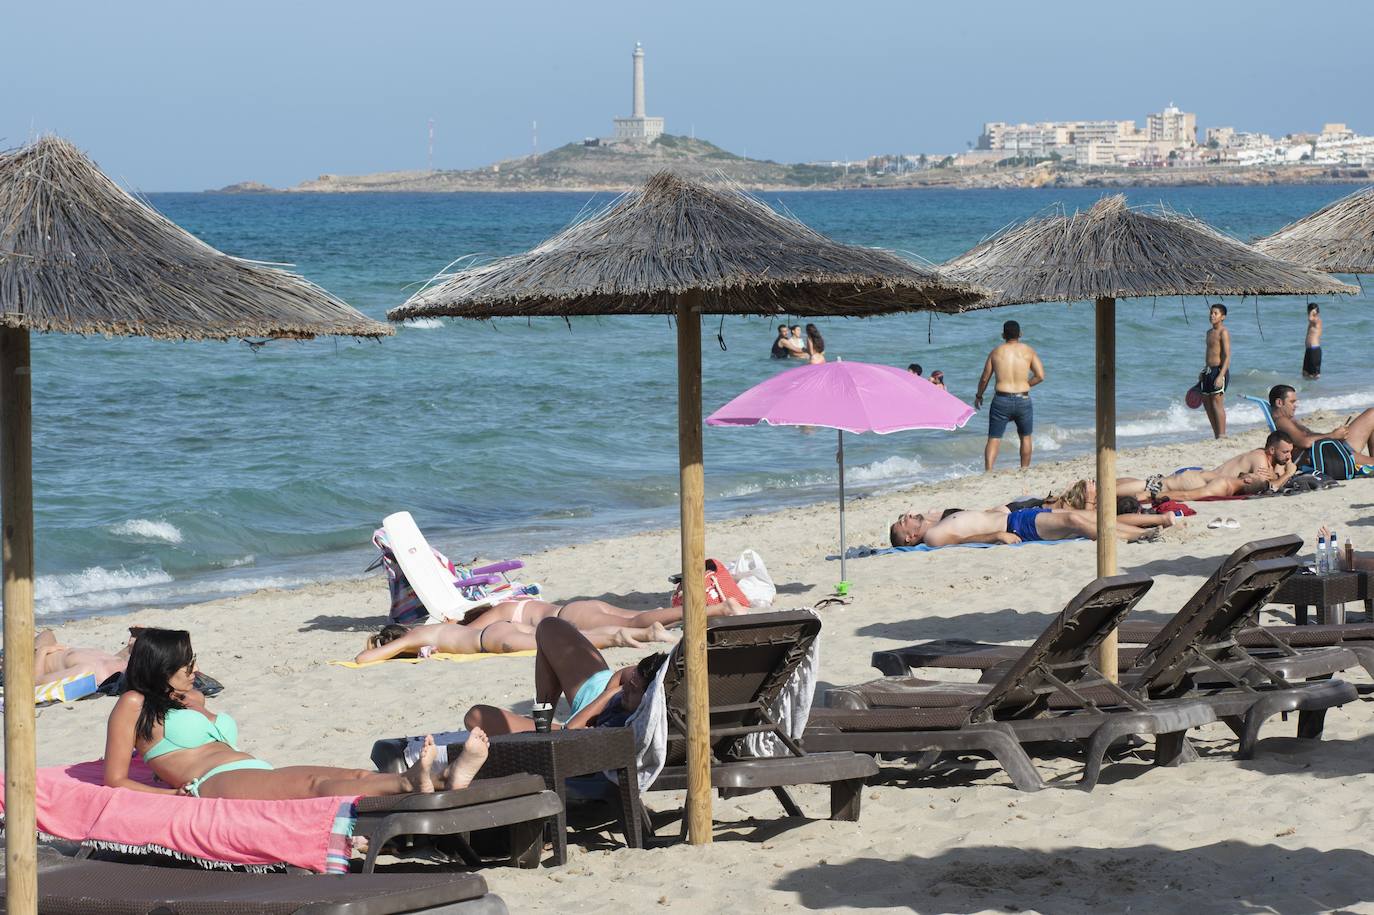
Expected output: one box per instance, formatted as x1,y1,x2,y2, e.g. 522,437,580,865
1200,303,1231,439
1303,302,1322,379
974,320,1045,471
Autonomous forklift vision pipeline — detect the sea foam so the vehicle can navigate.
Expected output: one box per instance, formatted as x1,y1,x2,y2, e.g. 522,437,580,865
110,519,184,544
403,318,444,330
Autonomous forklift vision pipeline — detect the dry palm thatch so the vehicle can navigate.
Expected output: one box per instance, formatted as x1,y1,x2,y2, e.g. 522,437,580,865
389,171,989,319
0,136,390,340
942,195,1357,304
1253,186,1374,274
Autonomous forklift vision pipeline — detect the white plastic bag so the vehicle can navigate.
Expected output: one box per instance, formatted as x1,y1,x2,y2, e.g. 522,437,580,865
729,549,776,608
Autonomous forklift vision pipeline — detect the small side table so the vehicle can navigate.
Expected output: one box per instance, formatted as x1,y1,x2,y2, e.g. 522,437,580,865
444,728,643,866
1271,570,1373,625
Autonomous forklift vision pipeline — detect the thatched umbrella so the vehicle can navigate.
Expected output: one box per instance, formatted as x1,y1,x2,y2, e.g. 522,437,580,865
943,195,1355,679
0,136,389,913
389,170,988,844
1254,186,1374,273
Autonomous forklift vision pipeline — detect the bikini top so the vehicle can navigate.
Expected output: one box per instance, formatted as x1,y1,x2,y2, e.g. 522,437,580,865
142,708,239,761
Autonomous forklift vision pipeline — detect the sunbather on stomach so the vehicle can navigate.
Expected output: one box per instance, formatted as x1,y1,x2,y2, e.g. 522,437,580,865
355,617,676,663
458,594,749,633
463,617,669,734
104,628,489,799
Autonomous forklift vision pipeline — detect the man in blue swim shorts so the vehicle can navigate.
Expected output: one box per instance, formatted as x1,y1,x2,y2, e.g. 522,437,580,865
891,506,1171,548
974,320,1045,472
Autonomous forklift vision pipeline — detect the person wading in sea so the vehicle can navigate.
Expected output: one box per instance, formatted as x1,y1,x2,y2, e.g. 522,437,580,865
974,319,1044,471
1303,302,1323,379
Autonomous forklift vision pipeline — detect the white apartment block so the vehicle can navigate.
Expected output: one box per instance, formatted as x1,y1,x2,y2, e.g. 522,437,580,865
980,106,1196,166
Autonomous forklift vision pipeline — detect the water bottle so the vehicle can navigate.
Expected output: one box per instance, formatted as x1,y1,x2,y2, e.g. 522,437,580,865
1316,532,1328,573
1331,532,1340,572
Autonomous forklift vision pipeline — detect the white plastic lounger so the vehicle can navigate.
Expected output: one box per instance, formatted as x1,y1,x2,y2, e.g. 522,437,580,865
382,511,530,624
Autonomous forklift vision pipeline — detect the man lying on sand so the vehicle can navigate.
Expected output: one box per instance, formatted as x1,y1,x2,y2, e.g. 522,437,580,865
1117,431,1298,500
890,504,1171,548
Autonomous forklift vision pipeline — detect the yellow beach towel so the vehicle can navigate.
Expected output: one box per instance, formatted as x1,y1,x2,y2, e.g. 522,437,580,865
329,649,536,669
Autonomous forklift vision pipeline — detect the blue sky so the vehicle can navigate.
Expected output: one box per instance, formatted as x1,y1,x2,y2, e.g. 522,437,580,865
5,0,1370,190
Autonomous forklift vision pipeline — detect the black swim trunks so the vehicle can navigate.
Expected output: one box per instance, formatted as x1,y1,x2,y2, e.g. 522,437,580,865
1303,346,1322,378
1199,365,1229,396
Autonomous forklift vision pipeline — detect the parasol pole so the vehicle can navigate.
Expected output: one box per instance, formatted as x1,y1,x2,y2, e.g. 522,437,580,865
1095,297,1119,682
675,292,712,844
837,430,848,587
2,326,37,915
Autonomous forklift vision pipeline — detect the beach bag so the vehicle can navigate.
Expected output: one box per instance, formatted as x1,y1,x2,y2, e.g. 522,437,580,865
670,558,748,608
729,549,776,608
1300,439,1356,481
372,528,458,625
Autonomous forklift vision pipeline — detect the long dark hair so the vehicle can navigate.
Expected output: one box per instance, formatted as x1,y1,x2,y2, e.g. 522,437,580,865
805,323,824,354
124,628,194,743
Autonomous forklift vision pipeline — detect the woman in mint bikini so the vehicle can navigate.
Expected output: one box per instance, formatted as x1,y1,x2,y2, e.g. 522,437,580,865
103,628,490,799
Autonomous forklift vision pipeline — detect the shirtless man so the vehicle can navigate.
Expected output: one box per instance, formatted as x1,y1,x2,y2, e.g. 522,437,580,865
1117,430,1298,499
974,320,1045,471
889,506,1170,548
34,629,131,688
1303,303,1323,379
1200,303,1231,439
1269,384,1374,466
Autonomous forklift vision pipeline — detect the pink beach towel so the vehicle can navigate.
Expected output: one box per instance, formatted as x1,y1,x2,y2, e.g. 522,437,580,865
0,759,358,873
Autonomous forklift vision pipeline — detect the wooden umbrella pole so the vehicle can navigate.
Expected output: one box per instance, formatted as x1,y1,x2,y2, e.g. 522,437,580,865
1095,297,1119,682
1,327,36,915
675,293,712,845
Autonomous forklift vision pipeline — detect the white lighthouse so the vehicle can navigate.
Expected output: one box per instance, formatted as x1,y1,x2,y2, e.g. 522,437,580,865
613,42,665,143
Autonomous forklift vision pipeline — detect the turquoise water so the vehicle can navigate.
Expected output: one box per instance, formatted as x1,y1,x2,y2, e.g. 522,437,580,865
25,184,1374,618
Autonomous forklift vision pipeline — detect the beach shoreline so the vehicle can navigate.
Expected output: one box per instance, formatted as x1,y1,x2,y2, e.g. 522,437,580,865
21,410,1374,913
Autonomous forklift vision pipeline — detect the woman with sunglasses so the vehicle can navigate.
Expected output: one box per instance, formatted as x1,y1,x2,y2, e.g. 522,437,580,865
103,628,489,798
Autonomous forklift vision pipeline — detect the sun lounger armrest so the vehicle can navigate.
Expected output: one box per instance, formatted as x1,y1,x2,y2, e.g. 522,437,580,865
471,561,524,575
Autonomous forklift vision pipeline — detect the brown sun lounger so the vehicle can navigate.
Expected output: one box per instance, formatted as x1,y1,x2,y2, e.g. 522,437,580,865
876,534,1360,684
352,774,562,872
9,844,508,914
871,557,1357,759
873,535,1308,678
805,574,1217,791
644,609,879,835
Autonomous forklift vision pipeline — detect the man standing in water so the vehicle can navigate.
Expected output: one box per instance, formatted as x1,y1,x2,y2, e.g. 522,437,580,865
974,320,1045,471
1200,303,1231,438
1303,302,1323,379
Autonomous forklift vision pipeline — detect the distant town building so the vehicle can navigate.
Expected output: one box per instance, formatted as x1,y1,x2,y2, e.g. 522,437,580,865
979,105,1197,167
612,43,665,143
1147,104,1197,145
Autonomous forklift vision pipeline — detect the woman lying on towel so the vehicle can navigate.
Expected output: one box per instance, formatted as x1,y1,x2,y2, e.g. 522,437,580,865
463,617,669,733
105,628,489,798
458,594,750,633
356,617,676,664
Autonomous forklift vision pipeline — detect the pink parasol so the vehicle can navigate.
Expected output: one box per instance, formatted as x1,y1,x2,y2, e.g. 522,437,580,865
707,360,974,586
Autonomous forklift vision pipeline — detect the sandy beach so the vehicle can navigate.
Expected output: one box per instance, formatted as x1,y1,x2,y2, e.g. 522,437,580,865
26,412,1374,914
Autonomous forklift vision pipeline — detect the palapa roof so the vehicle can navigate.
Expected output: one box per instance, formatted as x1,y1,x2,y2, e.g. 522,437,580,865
1253,186,1374,274
942,195,1356,305
389,171,988,320
0,136,390,340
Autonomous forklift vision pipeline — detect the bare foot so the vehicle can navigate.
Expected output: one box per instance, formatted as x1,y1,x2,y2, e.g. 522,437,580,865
445,728,489,790
405,735,437,793
647,622,678,643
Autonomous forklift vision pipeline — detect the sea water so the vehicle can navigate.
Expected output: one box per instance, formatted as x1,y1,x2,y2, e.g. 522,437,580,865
24,184,1374,618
